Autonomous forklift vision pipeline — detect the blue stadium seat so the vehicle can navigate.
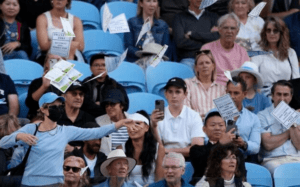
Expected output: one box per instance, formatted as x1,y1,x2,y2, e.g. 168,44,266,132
67,1,100,30
146,61,195,99
274,163,300,187
83,30,124,63
127,92,167,115
18,92,29,118
108,61,146,94
4,60,43,95
68,60,92,81
30,30,39,61
182,162,194,183
245,162,273,187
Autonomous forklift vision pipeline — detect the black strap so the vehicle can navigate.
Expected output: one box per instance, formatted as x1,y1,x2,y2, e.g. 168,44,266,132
21,124,38,166
287,57,293,80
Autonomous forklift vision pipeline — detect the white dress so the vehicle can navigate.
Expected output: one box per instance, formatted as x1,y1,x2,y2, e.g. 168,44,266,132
197,175,252,187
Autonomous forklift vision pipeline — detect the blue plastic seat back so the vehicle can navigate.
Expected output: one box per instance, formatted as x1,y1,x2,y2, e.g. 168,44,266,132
274,163,300,187
68,60,92,81
83,30,124,63
18,92,29,118
127,92,167,115
245,163,273,187
146,61,195,98
108,61,146,94
4,60,43,95
30,30,39,61
182,162,194,183
67,1,100,30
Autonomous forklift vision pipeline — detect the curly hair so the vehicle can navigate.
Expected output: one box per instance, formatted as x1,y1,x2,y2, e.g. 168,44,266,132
228,0,255,13
125,110,157,182
260,16,290,61
0,114,20,139
205,143,241,186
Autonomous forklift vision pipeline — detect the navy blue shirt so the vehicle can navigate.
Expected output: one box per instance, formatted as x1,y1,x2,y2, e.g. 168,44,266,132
0,73,17,115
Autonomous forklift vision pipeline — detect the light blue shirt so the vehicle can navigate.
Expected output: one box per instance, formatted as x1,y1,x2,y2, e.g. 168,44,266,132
258,105,300,159
94,178,135,187
0,123,116,186
242,92,272,114
235,107,261,156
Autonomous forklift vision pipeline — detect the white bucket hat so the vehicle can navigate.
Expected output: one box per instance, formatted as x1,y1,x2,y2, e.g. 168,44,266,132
135,43,169,60
231,61,264,88
100,149,136,177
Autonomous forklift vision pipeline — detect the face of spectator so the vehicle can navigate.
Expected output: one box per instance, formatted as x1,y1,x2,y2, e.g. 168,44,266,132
105,102,124,121
238,72,256,90
195,55,215,80
52,0,68,9
42,100,63,116
221,151,237,175
226,82,246,109
127,121,149,140
165,86,187,108
163,158,184,185
266,22,280,46
64,90,84,109
139,0,158,17
107,158,129,178
90,58,107,79
0,0,20,18
203,116,226,142
232,0,249,18
85,139,101,154
189,0,202,10
219,18,239,43
63,159,82,184
272,85,292,107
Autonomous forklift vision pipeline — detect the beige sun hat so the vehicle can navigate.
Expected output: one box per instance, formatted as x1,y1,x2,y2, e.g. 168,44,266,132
135,43,169,60
100,149,136,177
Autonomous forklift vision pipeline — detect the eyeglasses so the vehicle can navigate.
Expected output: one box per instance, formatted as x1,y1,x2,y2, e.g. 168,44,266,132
63,166,81,173
222,26,238,31
163,166,182,170
69,91,84,97
45,104,64,110
105,102,117,108
195,50,211,56
266,28,279,34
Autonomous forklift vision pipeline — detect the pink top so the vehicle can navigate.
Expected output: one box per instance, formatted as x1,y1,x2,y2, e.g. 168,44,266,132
201,40,250,85
184,77,226,117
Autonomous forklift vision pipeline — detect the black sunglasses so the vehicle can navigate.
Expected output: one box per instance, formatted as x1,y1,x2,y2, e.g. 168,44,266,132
63,166,81,173
195,50,211,56
45,104,64,110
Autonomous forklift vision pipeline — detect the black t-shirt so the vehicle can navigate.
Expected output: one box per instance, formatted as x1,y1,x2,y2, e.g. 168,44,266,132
0,73,17,115
272,0,300,13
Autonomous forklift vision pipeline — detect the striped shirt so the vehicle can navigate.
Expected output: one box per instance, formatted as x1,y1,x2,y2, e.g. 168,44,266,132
184,77,226,117
111,126,129,151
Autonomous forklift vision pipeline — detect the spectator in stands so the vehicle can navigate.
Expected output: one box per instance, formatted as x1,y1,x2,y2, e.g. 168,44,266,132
26,54,61,121
0,0,32,60
135,43,168,71
228,0,264,53
96,89,130,156
124,0,170,62
285,12,300,68
0,18,6,74
117,111,164,186
151,77,205,159
196,143,251,187
81,53,129,117
201,13,250,86
0,92,136,186
62,155,89,187
148,152,193,187
71,122,107,185
0,72,18,116
36,0,84,63
251,16,299,97
190,110,246,185
184,50,225,119
231,61,271,114
261,0,300,19
96,149,136,187
172,0,219,69
258,80,300,174
226,76,261,159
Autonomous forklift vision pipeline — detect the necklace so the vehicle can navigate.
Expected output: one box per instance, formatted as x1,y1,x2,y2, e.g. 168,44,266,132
47,126,58,136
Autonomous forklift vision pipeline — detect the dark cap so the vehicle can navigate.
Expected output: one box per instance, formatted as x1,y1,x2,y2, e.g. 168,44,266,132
66,80,87,93
102,89,128,111
163,77,187,91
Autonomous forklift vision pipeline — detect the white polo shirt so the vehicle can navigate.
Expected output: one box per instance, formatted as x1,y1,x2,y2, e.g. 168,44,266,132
158,105,205,149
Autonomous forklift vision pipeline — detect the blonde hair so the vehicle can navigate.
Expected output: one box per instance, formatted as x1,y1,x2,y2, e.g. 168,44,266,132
228,0,255,13
0,114,20,138
194,52,217,82
137,0,159,19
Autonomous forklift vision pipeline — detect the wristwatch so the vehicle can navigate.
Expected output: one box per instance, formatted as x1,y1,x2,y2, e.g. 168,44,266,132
242,141,248,151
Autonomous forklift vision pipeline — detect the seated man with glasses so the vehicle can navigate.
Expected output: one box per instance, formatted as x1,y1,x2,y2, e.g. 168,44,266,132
81,53,129,118
149,152,193,187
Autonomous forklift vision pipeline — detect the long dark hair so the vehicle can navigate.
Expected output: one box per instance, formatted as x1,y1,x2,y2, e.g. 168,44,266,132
125,110,157,181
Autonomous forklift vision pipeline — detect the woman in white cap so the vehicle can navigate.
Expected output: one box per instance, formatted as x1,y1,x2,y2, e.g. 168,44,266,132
231,61,271,114
0,92,135,187
117,110,164,186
